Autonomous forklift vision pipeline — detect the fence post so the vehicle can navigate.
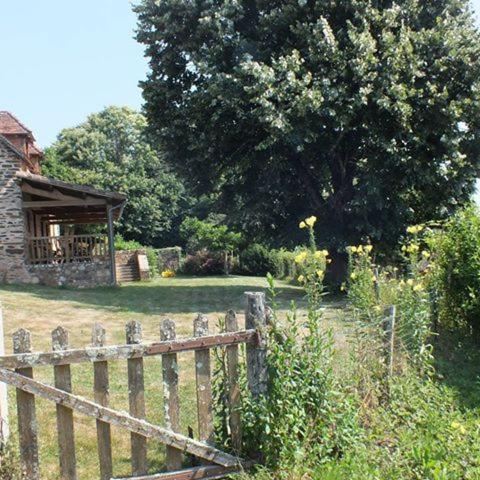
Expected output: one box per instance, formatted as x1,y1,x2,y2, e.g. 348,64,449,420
52,326,77,480
194,314,214,448
383,305,396,378
373,267,380,302
160,318,182,471
126,320,148,476
225,310,242,453
0,303,9,446
92,323,113,480
245,292,268,399
13,328,40,479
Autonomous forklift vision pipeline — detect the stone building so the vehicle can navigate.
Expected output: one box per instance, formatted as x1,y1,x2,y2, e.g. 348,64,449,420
0,112,126,287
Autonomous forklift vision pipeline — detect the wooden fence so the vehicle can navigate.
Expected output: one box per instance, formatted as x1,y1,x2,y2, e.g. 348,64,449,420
0,292,268,480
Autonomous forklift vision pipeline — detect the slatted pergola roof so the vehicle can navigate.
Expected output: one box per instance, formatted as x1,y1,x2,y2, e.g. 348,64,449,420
17,171,126,225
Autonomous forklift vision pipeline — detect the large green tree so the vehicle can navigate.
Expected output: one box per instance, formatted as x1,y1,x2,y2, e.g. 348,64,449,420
135,0,480,258
43,106,187,246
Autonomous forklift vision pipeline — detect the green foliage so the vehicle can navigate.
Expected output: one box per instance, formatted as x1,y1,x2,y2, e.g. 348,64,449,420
238,244,281,277
346,239,432,366
241,275,360,470
135,0,480,253
428,205,480,337
0,444,21,480
114,234,143,251
146,247,159,278
42,106,187,247
180,217,243,253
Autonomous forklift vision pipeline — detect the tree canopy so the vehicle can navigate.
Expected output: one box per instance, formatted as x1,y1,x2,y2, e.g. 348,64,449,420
135,0,480,253
43,106,186,246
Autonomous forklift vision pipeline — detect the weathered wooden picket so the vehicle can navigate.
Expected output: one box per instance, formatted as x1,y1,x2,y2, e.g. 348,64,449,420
0,292,268,480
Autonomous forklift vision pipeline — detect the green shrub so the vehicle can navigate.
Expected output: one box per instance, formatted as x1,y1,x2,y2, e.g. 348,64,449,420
428,205,480,338
180,217,243,253
276,249,297,279
114,235,143,251
238,244,282,277
146,247,159,278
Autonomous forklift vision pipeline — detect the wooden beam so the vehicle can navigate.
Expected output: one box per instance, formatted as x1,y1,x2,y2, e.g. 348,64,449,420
23,199,107,209
44,219,107,226
0,368,241,468
0,330,258,369
21,183,72,201
112,465,243,480
41,212,107,220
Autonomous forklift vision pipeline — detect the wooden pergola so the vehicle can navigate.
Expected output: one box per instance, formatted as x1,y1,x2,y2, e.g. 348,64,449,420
17,171,126,284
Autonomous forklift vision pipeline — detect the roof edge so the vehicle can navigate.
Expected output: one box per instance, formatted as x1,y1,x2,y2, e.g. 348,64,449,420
16,171,127,202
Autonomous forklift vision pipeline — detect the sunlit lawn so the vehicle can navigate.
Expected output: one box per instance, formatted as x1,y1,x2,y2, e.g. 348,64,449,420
0,275,327,479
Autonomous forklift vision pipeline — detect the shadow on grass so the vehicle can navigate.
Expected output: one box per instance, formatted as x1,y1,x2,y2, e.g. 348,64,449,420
0,275,306,316
434,334,480,410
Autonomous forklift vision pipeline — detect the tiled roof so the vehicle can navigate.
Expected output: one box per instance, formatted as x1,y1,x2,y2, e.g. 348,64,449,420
29,142,43,156
0,111,34,138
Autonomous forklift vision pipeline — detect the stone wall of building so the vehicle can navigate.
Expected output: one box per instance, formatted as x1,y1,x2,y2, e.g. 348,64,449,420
27,260,111,288
1,142,112,288
0,142,32,284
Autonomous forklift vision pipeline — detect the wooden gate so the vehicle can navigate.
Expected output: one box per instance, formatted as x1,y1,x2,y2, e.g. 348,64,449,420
0,292,268,480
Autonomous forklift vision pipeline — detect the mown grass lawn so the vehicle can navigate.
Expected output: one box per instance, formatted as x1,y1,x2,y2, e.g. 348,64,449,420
0,275,331,480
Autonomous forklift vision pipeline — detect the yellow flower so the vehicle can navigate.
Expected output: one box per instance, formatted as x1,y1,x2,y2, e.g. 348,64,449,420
407,225,424,234
350,272,357,280
299,221,307,229
357,245,363,253
413,284,423,292
305,215,317,227
295,251,307,264
366,245,373,253
161,269,175,278
340,284,346,291
407,279,414,286
297,275,305,283
406,244,419,253
316,270,324,278
451,421,467,434
349,246,358,253
421,251,430,259
374,305,381,312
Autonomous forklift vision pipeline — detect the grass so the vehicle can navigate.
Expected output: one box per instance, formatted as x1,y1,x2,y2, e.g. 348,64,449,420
3,276,476,479
0,275,315,480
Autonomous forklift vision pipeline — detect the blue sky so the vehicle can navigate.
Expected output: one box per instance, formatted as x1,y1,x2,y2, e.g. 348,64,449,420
0,1,147,147
1,1,479,148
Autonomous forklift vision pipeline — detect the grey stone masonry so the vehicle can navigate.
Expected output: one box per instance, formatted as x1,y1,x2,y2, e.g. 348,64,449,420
0,141,111,288
0,141,32,284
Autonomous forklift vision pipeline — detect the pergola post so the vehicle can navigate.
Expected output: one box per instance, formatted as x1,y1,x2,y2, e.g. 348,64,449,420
107,205,117,286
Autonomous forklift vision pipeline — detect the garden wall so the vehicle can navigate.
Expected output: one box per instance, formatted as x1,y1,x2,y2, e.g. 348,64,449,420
27,260,111,288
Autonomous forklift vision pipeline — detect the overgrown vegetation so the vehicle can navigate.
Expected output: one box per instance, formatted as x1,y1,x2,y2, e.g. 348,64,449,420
210,211,480,479
427,205,480,338
136,0,480,256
